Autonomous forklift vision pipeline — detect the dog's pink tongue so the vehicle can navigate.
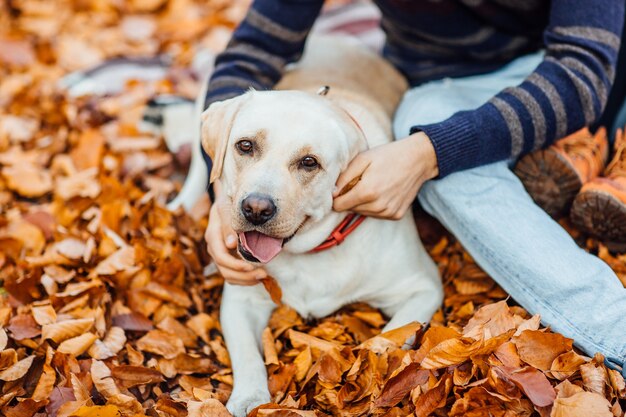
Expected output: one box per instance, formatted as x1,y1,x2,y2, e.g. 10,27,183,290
239,231,283,263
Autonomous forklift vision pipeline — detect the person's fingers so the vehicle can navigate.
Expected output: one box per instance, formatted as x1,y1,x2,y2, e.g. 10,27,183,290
217,202,238,249
333,179,377,212
333,154,371,197
219,267,267,286
348,200,387,215
206,219,253,272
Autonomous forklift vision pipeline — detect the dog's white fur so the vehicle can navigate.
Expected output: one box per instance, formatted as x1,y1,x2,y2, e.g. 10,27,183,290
182,36,443,416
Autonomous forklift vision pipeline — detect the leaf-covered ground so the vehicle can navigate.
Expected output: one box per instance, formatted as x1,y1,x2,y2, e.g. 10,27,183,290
1,1,626,416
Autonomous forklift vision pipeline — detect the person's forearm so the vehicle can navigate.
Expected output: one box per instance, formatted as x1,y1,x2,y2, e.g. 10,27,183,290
411,0,625,178
204,0,324,109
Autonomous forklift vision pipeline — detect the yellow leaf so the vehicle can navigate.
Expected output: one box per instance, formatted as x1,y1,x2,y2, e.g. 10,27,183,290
0,354,34,381
42,318,94,343
57,332,98,356
31,303,57,325
70,405,122,417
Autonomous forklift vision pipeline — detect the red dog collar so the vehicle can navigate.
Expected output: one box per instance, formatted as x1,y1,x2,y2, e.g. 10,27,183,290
310,213,366,252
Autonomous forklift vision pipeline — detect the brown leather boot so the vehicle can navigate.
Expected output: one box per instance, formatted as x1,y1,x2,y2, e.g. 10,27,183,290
571,127,626,247
514,127,609,217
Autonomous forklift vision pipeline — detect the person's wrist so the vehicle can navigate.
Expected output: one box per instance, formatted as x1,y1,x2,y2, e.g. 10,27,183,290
408,131,439,180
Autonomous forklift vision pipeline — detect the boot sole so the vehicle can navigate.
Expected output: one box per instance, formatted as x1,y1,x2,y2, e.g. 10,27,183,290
571,189,626,246
514,149,582,218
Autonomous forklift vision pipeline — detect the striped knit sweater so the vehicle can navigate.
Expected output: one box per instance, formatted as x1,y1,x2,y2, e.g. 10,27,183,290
204,0,625,178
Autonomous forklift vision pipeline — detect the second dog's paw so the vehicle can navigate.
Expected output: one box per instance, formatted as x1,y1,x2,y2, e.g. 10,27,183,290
227,389,271,417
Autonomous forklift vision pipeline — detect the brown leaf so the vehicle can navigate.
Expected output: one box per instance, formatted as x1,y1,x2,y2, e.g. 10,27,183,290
143,281,192,308
187,399,231,417
111,313,153,332
55,168,102,200
42,318,94,343
54,238,87,260
0,328,7,351
31,303,57,326
8,313,41,340
136,329,185,359
0,39,36,66
421,336,481,369
358,322,421,354
495,365,556,407
32,363,56,401
262,327,279,366
514,330,573,370
90,360,121,399
57,332,98,356
550,351,587,380
580,362,608,396
2,398,46,417
2,164,53,197
0,355,35,381
462,300,519,340
93,247,138,276
375,363,430,408
45,387,76,417
551,380,612,417
261,277,282,305
110,365,164,388
70,129,106,171
414,374,451,417
293,346,312,381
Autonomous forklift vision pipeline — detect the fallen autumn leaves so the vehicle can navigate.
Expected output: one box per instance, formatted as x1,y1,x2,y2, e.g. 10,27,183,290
1,0,626,416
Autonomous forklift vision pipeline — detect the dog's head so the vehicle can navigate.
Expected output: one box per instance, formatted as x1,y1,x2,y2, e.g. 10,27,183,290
202,90,367,263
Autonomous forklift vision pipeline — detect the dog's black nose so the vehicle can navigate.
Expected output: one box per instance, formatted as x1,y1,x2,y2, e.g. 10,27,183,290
241,194,277,225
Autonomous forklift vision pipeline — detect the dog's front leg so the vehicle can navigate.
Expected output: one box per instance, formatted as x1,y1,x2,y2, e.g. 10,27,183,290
381,285,443,347
221,283,275,417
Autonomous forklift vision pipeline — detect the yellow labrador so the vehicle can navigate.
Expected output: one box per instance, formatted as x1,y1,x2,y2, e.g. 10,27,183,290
193,36,442,416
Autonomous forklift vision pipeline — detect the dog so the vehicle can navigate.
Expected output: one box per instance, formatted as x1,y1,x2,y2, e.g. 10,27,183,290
193,36,443,416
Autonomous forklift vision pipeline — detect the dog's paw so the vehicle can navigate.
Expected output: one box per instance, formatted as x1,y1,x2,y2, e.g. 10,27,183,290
226,389,271,417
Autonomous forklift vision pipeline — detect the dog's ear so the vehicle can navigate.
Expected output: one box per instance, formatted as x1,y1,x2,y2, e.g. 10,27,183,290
201,95,247,184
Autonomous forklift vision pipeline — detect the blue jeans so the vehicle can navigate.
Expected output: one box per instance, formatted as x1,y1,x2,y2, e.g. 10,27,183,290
613,98,626,141
394,52,626,368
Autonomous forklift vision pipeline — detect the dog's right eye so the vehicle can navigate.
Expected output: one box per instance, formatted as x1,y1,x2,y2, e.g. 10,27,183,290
236,140,253,154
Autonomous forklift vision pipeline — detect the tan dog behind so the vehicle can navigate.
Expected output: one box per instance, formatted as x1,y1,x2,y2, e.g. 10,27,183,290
197,36,442,416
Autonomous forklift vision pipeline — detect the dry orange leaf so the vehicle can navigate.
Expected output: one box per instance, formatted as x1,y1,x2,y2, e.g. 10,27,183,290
0,355,35,381
495,365,555,407
42,318,94,343
31,303,57,326
0,328,7,351
70,405,122,417
32,363,56,401
187,399,231,417
2,164,53,197
262,327,279,366
514,330,573,371
421,337,481,369
580,362,608,396
550,380,612,417
136,329,185,359
111,365,164,388
91,360,121,399
57,332,98,356
261,277,283,305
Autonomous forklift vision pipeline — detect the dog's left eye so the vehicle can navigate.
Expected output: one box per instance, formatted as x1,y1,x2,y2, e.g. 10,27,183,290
300,156,319,170
236,140,253,154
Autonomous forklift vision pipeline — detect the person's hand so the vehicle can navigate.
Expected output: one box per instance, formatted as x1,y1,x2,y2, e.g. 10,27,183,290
333,131,438,219
205,182,267,285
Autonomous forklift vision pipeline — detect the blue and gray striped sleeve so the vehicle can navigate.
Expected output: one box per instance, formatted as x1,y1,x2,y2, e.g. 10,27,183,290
413,0,625,178
204,0,323,108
